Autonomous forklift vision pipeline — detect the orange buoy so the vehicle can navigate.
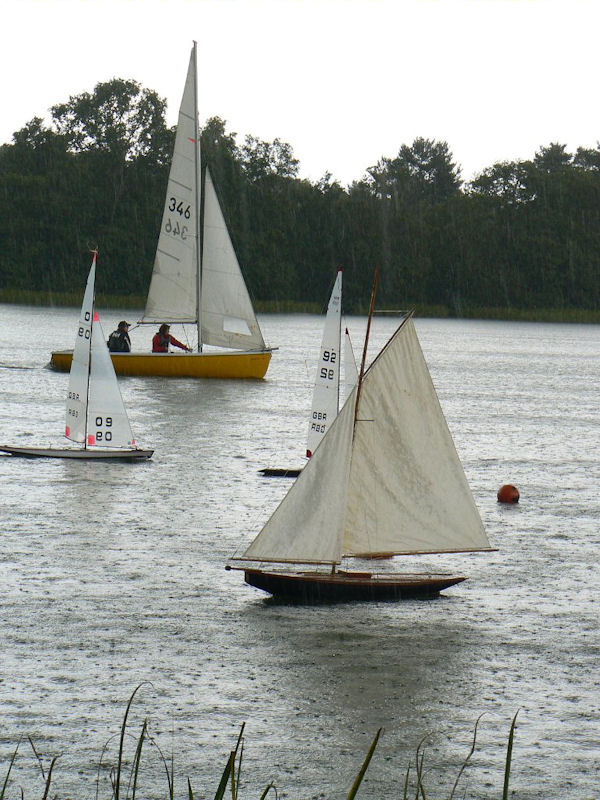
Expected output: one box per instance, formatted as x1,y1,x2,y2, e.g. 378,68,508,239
497,484,519,504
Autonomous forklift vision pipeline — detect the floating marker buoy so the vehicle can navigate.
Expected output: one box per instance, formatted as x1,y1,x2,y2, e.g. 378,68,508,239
497,484,519,504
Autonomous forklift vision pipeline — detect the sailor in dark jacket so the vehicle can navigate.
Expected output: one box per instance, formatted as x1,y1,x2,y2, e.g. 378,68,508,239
107,321,131,352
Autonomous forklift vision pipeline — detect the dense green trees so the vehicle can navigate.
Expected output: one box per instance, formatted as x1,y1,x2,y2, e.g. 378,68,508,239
1,78,599,317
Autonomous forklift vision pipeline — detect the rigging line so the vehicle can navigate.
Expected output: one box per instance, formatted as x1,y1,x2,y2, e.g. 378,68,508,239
354,265,379,432
84,252,98,451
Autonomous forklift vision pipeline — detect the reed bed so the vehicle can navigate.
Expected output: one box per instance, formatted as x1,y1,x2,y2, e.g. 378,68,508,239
1,686,519,800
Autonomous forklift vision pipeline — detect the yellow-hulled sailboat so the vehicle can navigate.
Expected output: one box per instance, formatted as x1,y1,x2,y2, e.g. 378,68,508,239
50,43,272,380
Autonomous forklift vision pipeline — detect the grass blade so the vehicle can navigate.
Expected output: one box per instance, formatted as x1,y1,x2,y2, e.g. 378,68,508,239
115,683,149,800
0,739,21,800
213,753,233,800
130,719,148,800
502,710,519,800
449,713,484,799
41,755,59,800
346,728,383,800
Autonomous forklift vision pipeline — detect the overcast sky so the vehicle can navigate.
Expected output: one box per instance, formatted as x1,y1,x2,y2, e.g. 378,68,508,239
2,0,599,185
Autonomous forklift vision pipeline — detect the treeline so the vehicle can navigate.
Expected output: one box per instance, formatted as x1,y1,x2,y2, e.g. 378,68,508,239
1,78,600,317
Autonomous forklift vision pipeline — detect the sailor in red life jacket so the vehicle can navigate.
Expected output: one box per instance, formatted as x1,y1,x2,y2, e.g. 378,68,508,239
152,323,192,353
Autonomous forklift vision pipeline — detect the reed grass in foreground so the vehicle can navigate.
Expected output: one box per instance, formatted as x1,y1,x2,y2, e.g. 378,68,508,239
1,686,520,799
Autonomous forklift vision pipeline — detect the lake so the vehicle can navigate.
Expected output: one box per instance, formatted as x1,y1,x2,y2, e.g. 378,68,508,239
0,306,598,799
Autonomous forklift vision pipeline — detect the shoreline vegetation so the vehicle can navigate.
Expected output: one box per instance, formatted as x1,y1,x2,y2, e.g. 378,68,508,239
0,289,599,324
2,80,600,327
1,686,520,800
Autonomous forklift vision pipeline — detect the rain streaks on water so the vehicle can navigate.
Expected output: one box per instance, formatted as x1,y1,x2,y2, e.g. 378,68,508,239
0,305,598,799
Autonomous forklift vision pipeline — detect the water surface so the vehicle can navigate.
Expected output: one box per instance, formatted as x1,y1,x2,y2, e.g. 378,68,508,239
0,307,598,798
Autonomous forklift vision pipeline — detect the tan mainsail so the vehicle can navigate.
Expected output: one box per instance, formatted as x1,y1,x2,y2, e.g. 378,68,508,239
239,316,491,565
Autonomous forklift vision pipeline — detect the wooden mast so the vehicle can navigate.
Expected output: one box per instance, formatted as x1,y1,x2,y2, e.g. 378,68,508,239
354,265,379,430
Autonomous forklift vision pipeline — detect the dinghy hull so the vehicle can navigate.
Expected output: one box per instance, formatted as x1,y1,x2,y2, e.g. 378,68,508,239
259,467,302,478
49,350,272,379
0,445,153,461
243,568,466,602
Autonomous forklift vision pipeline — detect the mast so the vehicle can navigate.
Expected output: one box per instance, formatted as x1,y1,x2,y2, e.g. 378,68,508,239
336,268,342,415
193,40,202,352
354,265,379,430
84,250,97,451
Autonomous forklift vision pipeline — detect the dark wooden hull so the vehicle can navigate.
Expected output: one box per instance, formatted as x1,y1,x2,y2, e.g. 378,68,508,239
0,445,153,461
259,467,302,478
243,568,466,602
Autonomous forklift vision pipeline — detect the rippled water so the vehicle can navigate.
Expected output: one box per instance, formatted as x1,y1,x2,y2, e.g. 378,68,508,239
0,305,598,799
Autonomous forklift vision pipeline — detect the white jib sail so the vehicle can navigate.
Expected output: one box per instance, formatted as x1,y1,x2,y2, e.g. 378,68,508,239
86,312,136,449
65,255,96,443
201,169,266,350
306,270,342,457
342,317,491,556
343,327,358,400
142,45,199,325
240,316,491,565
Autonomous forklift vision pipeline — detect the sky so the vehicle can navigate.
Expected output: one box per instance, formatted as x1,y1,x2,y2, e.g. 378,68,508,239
2,0,599,186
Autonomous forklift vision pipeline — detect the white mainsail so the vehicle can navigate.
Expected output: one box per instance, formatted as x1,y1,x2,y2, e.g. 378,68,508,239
306,270,342,457
142,46,199,325
141,43,266,353
86,312,136,449
65,255,95,443
201,169,266,350
241,316,491,564
66,253,138,451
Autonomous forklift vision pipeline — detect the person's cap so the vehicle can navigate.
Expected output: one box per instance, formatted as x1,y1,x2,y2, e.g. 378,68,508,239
118,320,130,329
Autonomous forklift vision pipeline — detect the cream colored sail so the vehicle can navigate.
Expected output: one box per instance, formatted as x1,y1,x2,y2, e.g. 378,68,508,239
142,46,199,325
239,316,491,564
242,389,356,563
201,169,266,350
342,318,490,555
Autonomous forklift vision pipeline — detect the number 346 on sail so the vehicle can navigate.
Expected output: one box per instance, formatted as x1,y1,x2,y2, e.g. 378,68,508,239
165,217,188,240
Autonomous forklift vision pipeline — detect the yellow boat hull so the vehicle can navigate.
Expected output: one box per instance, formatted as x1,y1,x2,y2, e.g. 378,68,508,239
49,349,272,379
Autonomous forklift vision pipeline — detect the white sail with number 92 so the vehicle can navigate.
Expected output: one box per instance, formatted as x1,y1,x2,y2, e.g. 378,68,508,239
306,269,342,457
